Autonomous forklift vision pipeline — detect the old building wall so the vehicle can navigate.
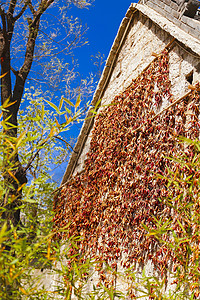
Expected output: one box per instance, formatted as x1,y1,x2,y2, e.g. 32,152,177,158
73,11,200,177
50,4,200,298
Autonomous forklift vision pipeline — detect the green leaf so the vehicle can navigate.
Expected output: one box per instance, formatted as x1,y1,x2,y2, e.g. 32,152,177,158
176,219,186,233
94,97,102,110
75,94,81,109
10,258,19,265
59,97,64,110
16,130,27,148
64,106,72,114
63,97,74,107
45,100,60,114
41,104,45,121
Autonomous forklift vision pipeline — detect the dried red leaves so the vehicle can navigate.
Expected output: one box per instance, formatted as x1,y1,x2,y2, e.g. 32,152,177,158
53,50,200,276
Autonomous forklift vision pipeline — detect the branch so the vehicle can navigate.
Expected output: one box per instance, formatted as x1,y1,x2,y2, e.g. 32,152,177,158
24,133,76,173
8,0,17,16
34,29,87,59
24,140,47,172
12,15,40,111
28,0,36,15
0,6,7,38
55,136,75,152
11,66,19,76
14,1,29,21
31,0,54,27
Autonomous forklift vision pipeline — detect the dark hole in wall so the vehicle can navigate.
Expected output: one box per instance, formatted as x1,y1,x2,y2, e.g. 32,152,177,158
186,70,194,84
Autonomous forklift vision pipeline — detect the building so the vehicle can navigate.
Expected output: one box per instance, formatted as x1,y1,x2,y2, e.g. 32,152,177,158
53,0,200,297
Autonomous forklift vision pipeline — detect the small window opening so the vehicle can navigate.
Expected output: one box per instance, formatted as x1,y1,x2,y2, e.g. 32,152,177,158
186,70,194,84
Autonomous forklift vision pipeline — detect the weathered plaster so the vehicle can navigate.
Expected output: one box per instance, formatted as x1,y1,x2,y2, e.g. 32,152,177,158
61,2,200,185
71,9,200,179
51,2,200,298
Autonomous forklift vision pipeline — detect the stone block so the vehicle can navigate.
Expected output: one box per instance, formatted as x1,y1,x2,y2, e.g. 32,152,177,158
169,1,179,10
164,0,172,6
184,25,200,39
147,1,157,10
181,15,200,31
171,9,180,18
164,4,173,14
165,11,181,24
156,0,165,9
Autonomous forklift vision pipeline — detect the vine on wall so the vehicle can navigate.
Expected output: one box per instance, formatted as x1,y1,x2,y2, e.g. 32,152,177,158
53,50,200,288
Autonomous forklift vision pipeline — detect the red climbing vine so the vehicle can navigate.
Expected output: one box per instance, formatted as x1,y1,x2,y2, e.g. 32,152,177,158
53,49,200,287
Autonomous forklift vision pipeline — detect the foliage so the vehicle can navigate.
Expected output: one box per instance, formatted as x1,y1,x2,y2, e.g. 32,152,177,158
53,49,200,297
140,137,200,299
0,0,95,228
0,0,96,296
0,90,86,298
0,48,199,300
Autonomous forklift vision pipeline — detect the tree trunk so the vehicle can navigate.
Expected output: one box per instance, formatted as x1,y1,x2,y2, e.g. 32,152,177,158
0,8,40,227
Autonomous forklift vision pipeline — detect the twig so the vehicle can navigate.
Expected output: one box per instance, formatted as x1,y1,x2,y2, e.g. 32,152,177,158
14,1,29,21
54,136,76,152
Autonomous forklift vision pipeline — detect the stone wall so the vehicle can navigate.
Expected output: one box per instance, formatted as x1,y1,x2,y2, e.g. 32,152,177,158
73,11,200,177
64,12,200,297
141,0,200,39
46,4,200,298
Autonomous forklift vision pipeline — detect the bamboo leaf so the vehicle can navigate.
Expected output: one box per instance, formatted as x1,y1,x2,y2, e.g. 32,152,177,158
2,98,17,109
75,94,81,109
59,97,64,110
65,116,72,125
41,104,45,121
176,219,186,233
94,97,102,110
63,97,74,107
55,117,60,128
50,127,55,137
47,239,51,260
0,72,8,79
5,138,15,150
45,100,60,113
19,287,28,295
64,106,72,114
7,170,19,184
0,222,7,244
16,130,27,148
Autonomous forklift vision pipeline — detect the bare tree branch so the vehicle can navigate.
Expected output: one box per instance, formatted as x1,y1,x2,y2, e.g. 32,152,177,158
14,1,29,21
24,131,77,173
11,66,18,76
28,0,36,15
24,140,47,172
0,7,7,38
55,136,75,152
8,0,17,16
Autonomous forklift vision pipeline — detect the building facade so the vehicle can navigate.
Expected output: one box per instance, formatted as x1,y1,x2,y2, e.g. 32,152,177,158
53,1,200,297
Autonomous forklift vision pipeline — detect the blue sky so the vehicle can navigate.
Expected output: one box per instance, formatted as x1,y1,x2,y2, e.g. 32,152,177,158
72,1,138,77
53,0,139,182
67,0,138,135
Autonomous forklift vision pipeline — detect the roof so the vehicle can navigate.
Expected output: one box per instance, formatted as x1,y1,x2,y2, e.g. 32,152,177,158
61,0,200,186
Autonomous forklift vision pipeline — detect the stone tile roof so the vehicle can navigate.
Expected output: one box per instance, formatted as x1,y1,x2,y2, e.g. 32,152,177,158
61,1,200,186
139,0,200,39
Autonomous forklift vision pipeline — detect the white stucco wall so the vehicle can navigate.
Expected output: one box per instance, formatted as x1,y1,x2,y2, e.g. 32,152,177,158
73,11,200,177
66,11,200,299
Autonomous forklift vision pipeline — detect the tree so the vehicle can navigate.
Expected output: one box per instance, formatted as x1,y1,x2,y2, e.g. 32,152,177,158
0,94,88,298
0,0,92,227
